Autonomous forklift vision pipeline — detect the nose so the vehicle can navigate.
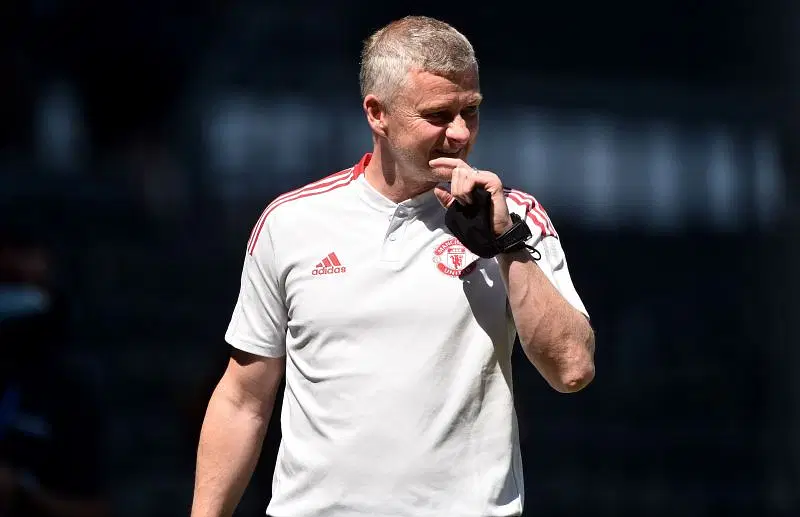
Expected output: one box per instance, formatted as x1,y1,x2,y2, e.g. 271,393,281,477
446,115,471,145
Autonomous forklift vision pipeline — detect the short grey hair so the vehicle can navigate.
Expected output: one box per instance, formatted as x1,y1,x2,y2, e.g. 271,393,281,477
359,16,479,104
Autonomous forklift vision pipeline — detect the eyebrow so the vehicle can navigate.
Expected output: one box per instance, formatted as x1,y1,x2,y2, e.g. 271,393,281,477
420,94,484,112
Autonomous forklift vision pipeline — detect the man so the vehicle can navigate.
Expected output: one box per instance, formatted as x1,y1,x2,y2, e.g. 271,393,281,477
192,15,595,517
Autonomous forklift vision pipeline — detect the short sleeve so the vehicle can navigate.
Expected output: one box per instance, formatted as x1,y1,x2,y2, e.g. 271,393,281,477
224,216,288,357
504,189,590,319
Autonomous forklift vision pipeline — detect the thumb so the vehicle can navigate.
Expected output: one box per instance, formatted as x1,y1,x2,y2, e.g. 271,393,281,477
434,186,455,208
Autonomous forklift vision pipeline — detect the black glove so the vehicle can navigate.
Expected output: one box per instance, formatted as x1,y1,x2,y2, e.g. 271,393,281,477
444,186,540,260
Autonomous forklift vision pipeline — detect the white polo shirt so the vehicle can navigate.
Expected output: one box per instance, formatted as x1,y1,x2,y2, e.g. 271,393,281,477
225,153,588,517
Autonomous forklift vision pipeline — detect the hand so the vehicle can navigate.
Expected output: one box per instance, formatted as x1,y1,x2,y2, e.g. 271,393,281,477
430,157,513,236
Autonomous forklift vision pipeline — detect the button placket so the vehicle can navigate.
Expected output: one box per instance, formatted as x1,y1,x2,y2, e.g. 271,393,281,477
381,207,410,262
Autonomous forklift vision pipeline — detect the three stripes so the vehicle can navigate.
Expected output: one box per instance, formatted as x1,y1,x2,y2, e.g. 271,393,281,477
246,165,558,256
247,167,356,255
316,252,342,269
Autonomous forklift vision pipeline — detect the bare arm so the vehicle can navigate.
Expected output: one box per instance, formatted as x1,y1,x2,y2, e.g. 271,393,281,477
426,158,594,391
498,251,595,393
191,349,285,517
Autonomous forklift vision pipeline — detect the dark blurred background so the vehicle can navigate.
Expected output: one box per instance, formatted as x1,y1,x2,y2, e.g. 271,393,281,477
0,1,797,516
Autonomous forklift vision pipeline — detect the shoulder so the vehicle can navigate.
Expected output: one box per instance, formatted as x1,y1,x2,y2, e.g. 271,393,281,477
502,187,559,239
246,165,358,255
264,165,357,219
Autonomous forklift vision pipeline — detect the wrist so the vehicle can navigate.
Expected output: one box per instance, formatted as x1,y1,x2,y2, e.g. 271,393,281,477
496,248,528,266
494,220,514,237
494,213,532,255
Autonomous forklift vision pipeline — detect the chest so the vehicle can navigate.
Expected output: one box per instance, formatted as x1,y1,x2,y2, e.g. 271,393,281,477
278,214,509,342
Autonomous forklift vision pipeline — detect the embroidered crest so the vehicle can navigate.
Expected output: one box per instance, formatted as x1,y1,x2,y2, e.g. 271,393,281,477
433,238,477,277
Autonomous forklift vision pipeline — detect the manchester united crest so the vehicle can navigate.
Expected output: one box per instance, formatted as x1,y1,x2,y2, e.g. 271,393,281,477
433,238,477,277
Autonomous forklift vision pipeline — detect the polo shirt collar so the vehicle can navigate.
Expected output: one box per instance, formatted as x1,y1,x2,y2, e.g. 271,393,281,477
353,153,441,214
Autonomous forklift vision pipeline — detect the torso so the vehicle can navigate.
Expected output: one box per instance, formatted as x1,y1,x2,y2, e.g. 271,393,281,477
258,159,524,517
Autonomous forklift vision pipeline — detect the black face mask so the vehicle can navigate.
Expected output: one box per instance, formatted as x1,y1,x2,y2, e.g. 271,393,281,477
445,186,540,260
444,186,500,259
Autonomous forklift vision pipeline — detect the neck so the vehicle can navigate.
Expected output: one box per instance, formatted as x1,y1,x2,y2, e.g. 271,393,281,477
363,147,437,203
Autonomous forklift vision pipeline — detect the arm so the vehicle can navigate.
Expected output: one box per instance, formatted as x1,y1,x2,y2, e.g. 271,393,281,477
498,251,595,393
191,349,285,517
428,157,595,393
192,198,288,516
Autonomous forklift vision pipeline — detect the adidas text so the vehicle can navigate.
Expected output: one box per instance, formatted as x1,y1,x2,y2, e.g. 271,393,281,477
313,266,347,276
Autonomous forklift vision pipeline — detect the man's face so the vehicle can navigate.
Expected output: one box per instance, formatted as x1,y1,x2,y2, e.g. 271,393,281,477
382,68,482,183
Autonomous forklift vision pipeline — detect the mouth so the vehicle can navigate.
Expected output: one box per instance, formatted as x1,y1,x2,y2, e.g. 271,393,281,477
431,150,462,159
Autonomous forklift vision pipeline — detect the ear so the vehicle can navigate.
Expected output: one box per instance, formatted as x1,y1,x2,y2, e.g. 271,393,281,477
364,94,388,137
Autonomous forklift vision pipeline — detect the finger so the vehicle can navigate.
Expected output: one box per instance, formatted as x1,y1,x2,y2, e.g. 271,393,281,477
428,157,463,169
460,165,481,203
471,169,504,198
464,168,478,204
451,165,462,202
453,165,473,204
434,186,455,208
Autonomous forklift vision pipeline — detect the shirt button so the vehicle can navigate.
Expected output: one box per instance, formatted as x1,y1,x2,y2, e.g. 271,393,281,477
389,235,397,241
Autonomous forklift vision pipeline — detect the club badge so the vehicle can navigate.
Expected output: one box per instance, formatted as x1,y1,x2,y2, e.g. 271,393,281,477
433,237,478,277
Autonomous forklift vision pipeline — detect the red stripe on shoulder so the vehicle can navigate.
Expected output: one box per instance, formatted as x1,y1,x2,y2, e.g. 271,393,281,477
504,189,558,238
247,168,355,255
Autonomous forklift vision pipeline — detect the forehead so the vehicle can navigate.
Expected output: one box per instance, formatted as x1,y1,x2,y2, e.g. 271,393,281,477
400,69,482,109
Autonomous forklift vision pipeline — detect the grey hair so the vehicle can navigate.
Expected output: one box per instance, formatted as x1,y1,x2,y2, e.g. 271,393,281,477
359,16,479,104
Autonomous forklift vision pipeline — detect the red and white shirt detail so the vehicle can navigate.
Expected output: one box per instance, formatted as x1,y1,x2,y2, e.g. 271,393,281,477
312,252,346,275
225,153,588,517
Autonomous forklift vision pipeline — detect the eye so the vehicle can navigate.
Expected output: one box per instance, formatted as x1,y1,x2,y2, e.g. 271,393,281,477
462,106,480,117
425,111,452,122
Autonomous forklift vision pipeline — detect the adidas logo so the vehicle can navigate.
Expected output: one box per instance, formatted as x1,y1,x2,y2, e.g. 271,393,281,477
312,252,347,276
